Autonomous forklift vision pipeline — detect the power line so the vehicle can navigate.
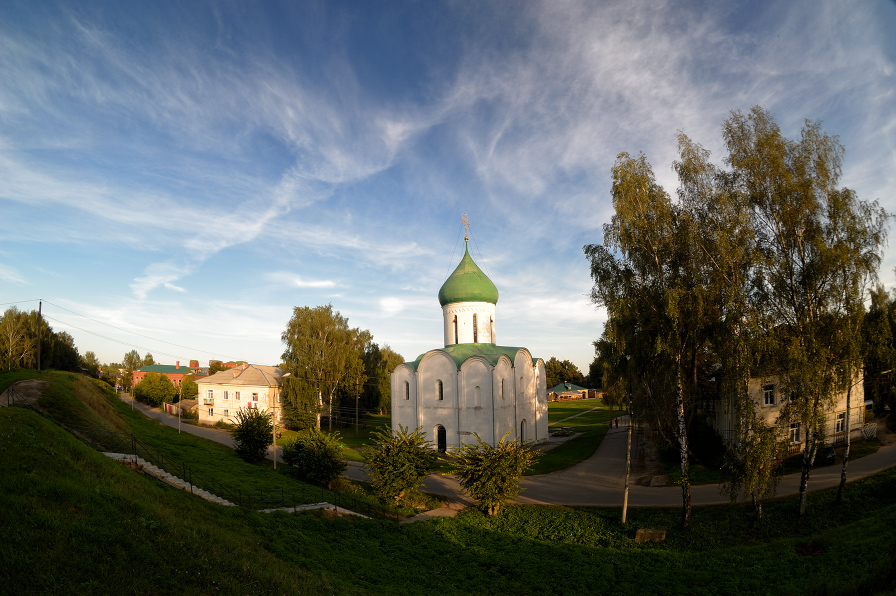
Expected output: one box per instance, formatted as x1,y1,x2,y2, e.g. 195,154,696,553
41,299,226,358
41,314,186,361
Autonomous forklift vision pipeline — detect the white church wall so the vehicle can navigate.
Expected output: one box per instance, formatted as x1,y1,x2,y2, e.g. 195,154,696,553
535,358,549,441
459,357,495,445
492,356,516,441
391,364,418,432
442,302,496,346
416,351,460,448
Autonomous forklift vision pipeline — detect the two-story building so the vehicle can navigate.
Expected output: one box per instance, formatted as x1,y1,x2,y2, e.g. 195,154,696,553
714,374,867,455
195,364,283,425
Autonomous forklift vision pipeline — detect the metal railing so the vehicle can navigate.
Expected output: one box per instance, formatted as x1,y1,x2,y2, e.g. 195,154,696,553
62,423,399,521
7,398,399,521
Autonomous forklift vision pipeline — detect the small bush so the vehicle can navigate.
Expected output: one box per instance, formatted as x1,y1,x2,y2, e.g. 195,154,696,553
281,427,347,488
451,432,538,515
365,425,438,504
230,408,274,462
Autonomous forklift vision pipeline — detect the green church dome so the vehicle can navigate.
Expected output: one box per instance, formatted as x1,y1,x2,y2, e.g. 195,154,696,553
438,242,499,306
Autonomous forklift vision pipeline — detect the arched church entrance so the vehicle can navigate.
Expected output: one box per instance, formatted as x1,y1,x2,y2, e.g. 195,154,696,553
436,425,447,452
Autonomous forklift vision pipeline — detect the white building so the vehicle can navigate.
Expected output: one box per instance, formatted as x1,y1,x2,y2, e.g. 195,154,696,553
196,364,283,425
713,374,867,455
391,239,548,451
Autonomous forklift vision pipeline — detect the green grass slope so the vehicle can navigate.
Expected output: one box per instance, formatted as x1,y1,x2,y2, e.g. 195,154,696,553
3,374,896,595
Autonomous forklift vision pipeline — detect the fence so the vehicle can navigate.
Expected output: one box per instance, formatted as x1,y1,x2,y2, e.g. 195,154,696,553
7,394,399,521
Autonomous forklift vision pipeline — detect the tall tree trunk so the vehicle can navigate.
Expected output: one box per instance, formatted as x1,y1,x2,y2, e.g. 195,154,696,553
676,361,691,530
837,384,852,505
751,492,762,522
316,389,322,429
797,424,818,517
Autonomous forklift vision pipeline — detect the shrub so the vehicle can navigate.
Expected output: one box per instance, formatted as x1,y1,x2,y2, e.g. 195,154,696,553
133,373,175,407
281,427,347,488
230,408,274,462
365,425,438,504
451,432,538,515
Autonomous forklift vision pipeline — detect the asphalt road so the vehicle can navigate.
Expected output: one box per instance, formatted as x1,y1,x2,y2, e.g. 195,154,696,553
119,393,896,508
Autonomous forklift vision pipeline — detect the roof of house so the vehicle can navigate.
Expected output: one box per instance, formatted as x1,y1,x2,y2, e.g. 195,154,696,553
405,344,539,371
137,364,193,375
548,382,588,393
196,364,282,388
438,242,499,306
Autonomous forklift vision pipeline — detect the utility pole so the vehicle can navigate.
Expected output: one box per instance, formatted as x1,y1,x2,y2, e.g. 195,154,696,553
37,301,41,371
622,355,633,524
355,375,360,435
272,403,278,470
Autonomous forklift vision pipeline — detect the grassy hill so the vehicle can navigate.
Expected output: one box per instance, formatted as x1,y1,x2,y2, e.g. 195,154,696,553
2,371,896,595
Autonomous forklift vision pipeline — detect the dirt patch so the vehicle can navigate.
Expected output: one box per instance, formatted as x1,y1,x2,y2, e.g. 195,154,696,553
0,379,47,408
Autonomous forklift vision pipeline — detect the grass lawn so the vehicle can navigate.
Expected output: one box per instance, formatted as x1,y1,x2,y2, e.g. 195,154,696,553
4,395,896,595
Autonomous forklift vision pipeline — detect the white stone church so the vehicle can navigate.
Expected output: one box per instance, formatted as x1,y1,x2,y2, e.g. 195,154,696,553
391,236,548,451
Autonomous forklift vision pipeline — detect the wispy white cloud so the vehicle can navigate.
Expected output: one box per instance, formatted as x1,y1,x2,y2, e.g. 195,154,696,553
0,264,27,285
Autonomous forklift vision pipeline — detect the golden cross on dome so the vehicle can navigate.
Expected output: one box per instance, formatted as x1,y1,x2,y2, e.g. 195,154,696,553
461,213,470,242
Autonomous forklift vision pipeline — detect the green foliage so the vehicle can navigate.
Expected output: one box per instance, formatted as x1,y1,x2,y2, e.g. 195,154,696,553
180,374,199,399
142,352,155,366
230,407,274,462
360,342,405,413
280,304,369,430
281,426,347,487
451,433,538,515
122,350,142,373
133,372,176,407
545,356,586,389
280,375,320,429
365,425,438,504
81,350,100,377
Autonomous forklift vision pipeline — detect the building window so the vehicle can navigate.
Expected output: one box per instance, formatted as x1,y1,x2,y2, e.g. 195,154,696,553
474,385,480,406
252,392,258,401
437,380,443,401
208,408,213,417
453,315,458,344
763,384,775,406
836,412,846,433
223,409,229,417
404,381,410,400
207,390,213,400
789,422,801,444
223,390,229,400
501,379,504,400
490,317,495,343
473,313,478,343
235,391,240,401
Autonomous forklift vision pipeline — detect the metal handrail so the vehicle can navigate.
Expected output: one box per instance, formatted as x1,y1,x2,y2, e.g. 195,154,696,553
52,422,399,521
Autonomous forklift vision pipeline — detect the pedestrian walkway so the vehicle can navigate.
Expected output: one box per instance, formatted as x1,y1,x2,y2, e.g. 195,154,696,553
118,392,896,515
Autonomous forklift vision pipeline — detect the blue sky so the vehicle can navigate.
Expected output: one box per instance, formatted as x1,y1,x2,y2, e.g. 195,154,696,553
1,0,895,373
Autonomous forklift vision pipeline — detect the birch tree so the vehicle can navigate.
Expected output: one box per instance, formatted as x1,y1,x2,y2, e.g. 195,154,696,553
724,107,887,517
585,151,717,530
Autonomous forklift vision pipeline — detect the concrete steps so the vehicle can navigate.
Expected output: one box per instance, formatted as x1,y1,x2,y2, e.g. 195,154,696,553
102,452,367,516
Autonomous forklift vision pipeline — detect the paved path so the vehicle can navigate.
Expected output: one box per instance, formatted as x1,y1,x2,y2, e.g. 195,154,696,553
517,416,896,507
120,393,896,510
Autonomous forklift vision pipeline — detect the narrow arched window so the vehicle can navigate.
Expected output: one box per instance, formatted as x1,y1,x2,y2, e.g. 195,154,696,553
473,313,478,343
437,380,443,401
490,317,495,343
501,379,504,400
474,385,481,406
453,315,458,344
404,381,410,400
